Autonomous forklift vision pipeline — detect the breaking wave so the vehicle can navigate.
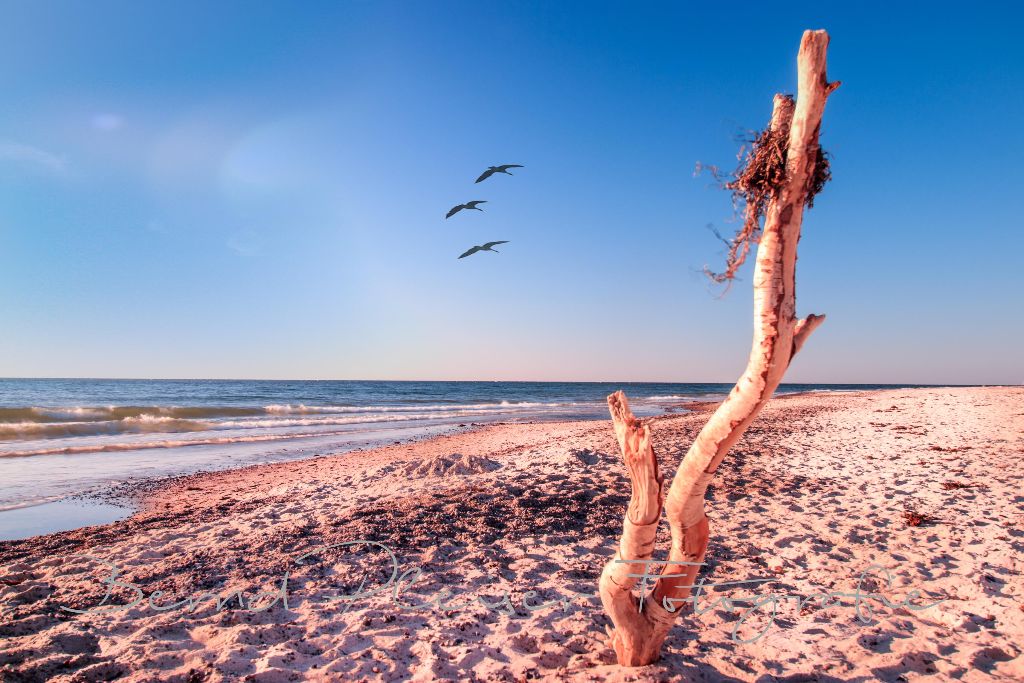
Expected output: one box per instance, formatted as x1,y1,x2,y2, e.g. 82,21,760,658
0,428,373,458
0,393,680,458
0,400,599,447
0,417,209,440
0,405,266,424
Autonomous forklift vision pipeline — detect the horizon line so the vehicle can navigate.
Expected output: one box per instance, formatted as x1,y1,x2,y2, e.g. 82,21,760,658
0,376,1013,387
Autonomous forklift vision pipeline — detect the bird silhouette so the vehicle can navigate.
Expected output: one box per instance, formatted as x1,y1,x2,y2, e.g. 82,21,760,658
475,164,523,183
446,200,487,219
458,241,509,259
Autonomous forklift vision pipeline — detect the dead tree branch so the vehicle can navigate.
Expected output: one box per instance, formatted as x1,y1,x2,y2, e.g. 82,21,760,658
599,29,838,666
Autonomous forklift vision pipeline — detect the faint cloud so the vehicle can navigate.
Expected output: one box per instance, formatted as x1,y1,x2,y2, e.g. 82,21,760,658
226,229,261,255
92,113,124,131
0,140,67,173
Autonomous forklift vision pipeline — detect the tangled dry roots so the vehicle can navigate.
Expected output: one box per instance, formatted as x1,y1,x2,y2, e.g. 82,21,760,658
699,96,831,284
806,146,831,208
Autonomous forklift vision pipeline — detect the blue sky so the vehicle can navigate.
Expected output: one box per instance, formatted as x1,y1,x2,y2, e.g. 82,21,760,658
0,1,1021,383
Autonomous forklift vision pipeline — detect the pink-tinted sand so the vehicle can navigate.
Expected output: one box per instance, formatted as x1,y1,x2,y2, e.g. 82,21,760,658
1,387,1022,681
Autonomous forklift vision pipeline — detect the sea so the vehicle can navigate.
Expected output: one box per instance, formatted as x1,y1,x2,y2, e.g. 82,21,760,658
0,379,931,539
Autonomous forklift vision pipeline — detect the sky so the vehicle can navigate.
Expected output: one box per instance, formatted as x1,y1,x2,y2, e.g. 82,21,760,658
0,1,1021,384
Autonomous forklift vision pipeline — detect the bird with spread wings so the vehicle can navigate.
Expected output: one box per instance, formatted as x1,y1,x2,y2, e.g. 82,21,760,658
446,200,487,219
475,164,523,183
458,241,509,259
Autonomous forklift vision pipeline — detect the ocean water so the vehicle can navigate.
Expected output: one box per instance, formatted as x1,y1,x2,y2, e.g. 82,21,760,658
0,379,926,514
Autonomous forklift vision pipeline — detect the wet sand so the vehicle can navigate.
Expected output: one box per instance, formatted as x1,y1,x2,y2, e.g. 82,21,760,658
1,387,1022,681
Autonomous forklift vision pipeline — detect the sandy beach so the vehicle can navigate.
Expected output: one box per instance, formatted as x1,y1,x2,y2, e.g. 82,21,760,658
1,387,1022,682
5,4,1022,681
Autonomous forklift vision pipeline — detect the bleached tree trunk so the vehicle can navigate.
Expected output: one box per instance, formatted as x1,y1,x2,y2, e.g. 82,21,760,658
599,29,838,667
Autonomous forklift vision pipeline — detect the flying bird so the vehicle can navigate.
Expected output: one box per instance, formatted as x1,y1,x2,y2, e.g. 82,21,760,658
475,164,523,183
446,200,487,219
458,241,509,259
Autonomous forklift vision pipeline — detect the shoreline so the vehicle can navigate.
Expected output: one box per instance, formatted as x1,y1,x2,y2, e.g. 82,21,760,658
1,386,1022,681
0,384,979,523
0,394,724,540
0,396,716,540
0,422,480,538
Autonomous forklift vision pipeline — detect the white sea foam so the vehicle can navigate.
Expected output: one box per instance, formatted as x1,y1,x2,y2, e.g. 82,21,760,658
0,417,209,441
0,397,602,455
263,401,559,414
0,427,401,458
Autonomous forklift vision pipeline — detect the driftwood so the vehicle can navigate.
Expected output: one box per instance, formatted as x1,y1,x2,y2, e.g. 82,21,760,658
599,29,838,666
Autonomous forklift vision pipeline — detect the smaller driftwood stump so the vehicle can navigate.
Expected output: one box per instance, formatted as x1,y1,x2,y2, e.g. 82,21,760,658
599,29,838,667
